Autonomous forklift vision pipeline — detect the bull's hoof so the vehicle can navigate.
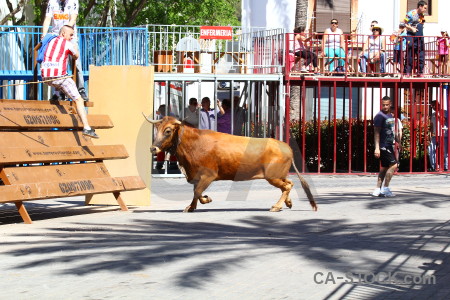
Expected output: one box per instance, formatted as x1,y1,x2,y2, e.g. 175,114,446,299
269,206,282,212
285,198,293,209
199,195,212,204
183,206,195,213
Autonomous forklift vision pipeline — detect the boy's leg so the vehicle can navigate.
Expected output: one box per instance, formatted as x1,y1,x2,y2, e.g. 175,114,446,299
56,78,98,138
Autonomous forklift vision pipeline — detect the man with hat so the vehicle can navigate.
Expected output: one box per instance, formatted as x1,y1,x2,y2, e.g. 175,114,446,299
359,24,386,75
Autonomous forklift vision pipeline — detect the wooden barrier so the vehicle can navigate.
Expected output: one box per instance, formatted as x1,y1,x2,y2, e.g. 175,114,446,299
0,99,146,224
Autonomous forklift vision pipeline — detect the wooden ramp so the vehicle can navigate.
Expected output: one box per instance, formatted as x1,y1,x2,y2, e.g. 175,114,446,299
0,99,146,224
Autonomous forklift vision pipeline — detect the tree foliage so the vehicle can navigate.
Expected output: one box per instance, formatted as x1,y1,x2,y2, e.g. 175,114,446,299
0,0,28,25
27,0,241,27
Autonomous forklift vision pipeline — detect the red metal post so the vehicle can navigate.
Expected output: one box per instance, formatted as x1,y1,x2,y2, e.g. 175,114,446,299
317,80,322,173
348,82,353,173
333,81,337,173
301,79,307,172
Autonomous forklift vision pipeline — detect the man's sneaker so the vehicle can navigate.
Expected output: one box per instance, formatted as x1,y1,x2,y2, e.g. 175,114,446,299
79,90,89,101
82,128,99,139
382,187,395,197
371,188,383,197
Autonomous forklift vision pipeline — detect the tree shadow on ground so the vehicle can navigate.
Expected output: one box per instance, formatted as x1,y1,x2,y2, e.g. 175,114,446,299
3,215,450,299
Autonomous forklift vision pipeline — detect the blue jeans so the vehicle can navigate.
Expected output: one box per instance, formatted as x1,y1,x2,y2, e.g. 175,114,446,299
360,51,385,73
324,47,345,71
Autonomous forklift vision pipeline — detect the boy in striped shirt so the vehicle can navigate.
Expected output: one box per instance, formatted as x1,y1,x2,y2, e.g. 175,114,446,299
41,25,98,138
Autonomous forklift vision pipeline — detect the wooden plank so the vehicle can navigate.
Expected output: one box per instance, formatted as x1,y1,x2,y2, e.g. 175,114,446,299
0,100,74,115
0,176,146,202
1,162,111,185
15,201,32,224
0,112,113,129
0,131,94,148
0,145,129,165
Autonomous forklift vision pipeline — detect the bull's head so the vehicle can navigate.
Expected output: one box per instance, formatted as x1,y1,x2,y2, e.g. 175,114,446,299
142,113,182,154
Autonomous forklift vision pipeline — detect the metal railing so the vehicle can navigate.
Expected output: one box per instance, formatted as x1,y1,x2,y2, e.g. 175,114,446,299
145,25,284,74
0,25,148,99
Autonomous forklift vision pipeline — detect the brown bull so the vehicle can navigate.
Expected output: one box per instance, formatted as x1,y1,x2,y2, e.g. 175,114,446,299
143,114,317,213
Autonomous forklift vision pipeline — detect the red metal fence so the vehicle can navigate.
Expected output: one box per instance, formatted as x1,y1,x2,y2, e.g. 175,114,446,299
286,80,449,174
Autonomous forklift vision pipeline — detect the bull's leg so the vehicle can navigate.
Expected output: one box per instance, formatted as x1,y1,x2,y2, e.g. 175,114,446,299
266,178,293,212
184,177,214,212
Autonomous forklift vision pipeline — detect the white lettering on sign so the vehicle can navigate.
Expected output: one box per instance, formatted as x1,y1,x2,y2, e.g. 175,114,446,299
200,26,233,40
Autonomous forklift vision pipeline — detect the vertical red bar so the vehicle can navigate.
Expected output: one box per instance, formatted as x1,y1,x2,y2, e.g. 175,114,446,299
301,79,307,172
318,80,322,173
285,82,291,146
409,82,414,173
333,81,337,173
363,82,368,173
438,85,444,171
424,85,429,172
285,33,291,79
348,82,353,173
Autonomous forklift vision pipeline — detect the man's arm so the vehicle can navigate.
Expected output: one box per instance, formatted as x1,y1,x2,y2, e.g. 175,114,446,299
374,126,381,158
68,13,77,27
41,15,52,39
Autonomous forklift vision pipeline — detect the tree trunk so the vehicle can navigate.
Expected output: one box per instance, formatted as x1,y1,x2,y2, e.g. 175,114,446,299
289,0,308,122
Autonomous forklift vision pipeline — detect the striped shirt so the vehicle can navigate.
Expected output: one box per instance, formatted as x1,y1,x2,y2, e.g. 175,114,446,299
41,36,76,77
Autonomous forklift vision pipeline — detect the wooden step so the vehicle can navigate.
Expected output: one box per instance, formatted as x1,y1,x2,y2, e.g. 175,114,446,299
0,176,146,202
0,162,111,185
0,145,129,165
0,131,94,148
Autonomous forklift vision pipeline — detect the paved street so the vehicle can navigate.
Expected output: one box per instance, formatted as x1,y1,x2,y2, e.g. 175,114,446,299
1,174,450,299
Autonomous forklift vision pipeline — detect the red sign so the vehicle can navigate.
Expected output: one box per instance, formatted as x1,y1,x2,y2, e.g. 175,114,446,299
200,26,233,40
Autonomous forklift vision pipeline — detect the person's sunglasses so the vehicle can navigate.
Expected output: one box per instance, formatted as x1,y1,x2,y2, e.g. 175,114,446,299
331,22,338,24
372,29,380,32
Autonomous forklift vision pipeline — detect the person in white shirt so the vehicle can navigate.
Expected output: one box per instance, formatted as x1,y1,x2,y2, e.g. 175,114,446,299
184,98,199,128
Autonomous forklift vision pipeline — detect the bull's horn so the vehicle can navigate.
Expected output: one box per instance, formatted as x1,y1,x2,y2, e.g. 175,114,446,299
174,119,182,125
142,112,163,124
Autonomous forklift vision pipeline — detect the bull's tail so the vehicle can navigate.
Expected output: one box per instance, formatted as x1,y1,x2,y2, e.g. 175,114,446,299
292,160,318,211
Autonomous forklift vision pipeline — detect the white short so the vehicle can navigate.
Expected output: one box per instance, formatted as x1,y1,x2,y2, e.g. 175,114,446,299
44,76,80,100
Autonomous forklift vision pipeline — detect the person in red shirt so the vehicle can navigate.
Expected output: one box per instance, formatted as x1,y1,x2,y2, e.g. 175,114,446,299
41,25,98,138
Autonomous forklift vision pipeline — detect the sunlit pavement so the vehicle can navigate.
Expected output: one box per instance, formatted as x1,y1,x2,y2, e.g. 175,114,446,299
1,174,449,299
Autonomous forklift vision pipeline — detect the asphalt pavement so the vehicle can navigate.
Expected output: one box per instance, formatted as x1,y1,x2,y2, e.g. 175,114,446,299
1,174,449,300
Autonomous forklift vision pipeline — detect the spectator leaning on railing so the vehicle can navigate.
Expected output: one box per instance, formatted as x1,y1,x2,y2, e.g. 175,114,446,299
437,29,449,77
403,0,427,77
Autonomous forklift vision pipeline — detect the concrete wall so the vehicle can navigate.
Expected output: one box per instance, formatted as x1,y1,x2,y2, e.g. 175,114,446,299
88,65,153,206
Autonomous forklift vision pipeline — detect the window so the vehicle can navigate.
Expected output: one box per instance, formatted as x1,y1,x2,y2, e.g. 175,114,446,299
314,0,351,33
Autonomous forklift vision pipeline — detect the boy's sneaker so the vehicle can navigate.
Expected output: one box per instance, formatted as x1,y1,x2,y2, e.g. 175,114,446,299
79,90,89,101
300,67,308,73
371,188,383,197
382,187,395,197
82,128,99,139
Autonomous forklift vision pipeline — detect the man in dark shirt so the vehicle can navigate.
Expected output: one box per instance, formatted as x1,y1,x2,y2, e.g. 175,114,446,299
372,96,399,197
